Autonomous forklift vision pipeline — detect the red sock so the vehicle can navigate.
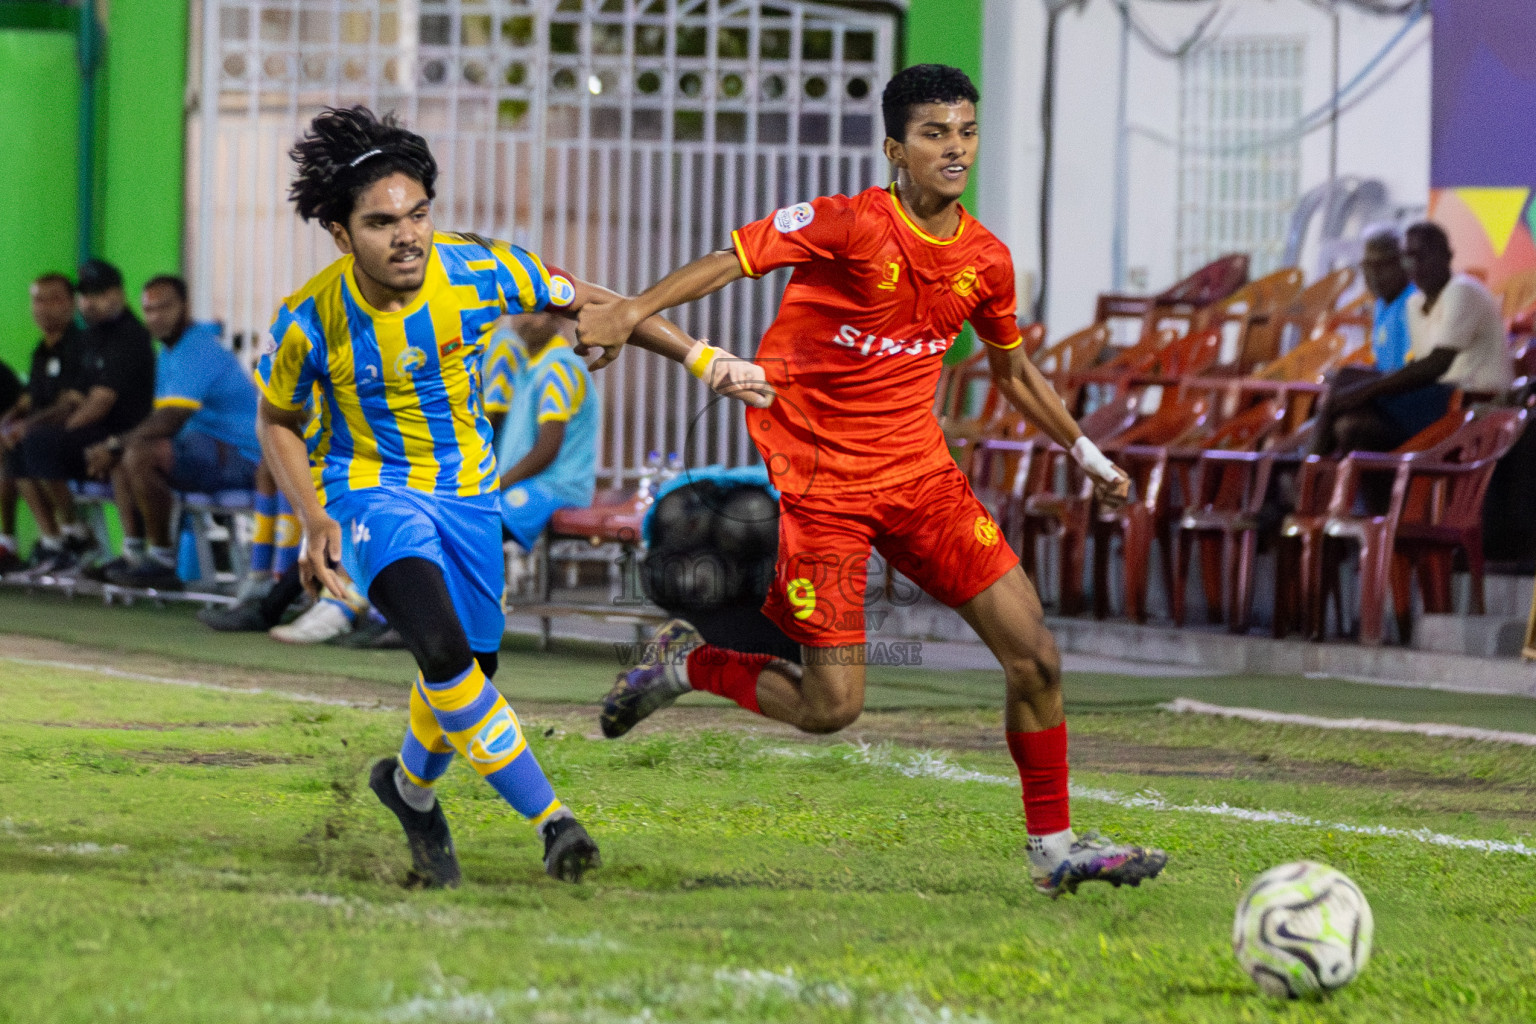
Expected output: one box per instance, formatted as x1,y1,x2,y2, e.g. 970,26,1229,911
685,645,770,714
1006,722,1071,835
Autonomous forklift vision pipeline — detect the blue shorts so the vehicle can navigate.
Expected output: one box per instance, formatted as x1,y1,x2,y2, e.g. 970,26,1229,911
500,480,578,551
1374,383,1455,443
169,430,258,493
327,488,505,652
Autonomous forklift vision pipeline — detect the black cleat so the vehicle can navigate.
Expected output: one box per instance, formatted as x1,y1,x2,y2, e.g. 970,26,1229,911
368,756,461,889
599,618,701,738
541,816,600,883
334,616,407,649
198,598,271,632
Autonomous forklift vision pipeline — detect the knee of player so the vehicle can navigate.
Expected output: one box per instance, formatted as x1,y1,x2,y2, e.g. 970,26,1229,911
799,701,862,735
417,640,475,684
1002,648,1060,697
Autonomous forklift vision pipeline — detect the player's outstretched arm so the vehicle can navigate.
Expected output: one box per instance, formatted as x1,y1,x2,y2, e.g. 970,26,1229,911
986,342,1130,507
256,397,352,598
575,251,743,356
569,257,773,408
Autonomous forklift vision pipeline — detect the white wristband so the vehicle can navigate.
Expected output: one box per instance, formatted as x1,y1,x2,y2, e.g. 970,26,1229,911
683,340,718,379
1071,436,1117,481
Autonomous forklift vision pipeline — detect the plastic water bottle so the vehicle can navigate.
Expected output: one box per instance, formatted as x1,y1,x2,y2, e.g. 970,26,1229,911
176,519,201,583
636,449,661,504
661,451,684,485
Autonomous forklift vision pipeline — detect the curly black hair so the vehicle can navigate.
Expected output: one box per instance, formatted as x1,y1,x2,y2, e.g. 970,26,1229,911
288,106,438,226
881,64,979,143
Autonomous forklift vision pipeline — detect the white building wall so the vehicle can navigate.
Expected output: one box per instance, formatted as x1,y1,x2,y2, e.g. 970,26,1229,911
978,0,1431,342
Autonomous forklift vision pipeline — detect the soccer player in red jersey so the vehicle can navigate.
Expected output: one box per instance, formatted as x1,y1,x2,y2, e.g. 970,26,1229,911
578,65,1166,896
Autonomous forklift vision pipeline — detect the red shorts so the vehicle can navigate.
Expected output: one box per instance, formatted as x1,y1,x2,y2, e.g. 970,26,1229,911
761,465,1020,647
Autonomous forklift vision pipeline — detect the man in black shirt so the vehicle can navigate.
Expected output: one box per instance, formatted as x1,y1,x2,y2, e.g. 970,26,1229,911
0,273,88,573
0,355,22,573
12,260,154,574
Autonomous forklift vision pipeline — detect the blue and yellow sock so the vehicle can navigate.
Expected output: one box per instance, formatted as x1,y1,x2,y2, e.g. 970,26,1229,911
250,492,278,575
398,662,562,825
273,494,301,574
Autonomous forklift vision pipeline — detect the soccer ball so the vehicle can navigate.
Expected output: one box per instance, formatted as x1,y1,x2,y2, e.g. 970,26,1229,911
1232,861,1373,998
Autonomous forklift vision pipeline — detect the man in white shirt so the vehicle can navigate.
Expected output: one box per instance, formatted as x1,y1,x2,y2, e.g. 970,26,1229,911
1315,221,1512,457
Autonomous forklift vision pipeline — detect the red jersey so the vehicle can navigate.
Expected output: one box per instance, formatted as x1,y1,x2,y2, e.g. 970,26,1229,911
731,185,1022,497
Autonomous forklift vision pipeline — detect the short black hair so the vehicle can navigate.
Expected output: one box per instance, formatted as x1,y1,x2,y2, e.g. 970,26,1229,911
288,105,438,227
77,258,124,295
143,275,189,303
881,64,980,142
33,272,74,297
1405,221,1452,255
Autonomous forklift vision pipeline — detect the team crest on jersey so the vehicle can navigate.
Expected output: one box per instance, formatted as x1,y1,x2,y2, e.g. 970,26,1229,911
773,202,815,233
548,274,576,307
973,515,999,547
952,266,979,298
394,346,428,376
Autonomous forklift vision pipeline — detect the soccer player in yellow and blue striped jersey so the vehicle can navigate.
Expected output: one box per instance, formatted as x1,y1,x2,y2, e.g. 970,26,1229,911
495,312,599,550
255,106,747,886
480,317,527,436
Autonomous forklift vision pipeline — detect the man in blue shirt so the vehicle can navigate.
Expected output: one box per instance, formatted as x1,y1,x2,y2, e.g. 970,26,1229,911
84,275,263,590
496,312,600,549
1362,231,1415,372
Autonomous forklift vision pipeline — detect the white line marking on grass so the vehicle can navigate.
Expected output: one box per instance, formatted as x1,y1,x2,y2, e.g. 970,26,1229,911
0,655,384,709
1162,697,1536,746
36,842,128,855
713,968,854,1009
840,744,1536,858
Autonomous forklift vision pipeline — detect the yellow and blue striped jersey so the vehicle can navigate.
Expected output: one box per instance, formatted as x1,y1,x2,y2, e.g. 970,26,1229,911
257,232,574,502
481,321,528,416
534,340,589,424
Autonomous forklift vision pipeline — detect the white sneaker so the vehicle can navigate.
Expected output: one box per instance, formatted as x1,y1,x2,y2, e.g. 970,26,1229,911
269,599,354,644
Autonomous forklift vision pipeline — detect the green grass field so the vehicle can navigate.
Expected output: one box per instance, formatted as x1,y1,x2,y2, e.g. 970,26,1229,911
2,593,1536,1022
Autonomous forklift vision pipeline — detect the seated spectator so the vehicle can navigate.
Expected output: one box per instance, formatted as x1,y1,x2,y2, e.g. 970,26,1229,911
481,313,526,442
0,349,23,573
496,311,599,549
1313,222,1513,459
0,271,96,574
1361,231,1415,372
82,275,261,590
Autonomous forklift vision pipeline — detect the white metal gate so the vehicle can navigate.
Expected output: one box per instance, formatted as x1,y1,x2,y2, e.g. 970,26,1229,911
1177,37,1305,279
187,0,896,482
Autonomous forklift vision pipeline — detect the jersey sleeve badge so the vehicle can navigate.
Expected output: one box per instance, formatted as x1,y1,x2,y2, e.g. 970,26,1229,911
548,274,577,308
773,202,815,233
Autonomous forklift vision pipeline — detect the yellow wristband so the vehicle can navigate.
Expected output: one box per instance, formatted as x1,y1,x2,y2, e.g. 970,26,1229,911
685,341,718,379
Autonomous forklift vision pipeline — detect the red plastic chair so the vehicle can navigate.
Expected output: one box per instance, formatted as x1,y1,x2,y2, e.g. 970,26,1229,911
1095,254,1250,349
1091,395,1213,622
1274,407,1482,644
1386,408,1528,642
1274,407,1475,641
1017,392,1143,614
1198,268,1306,370
941,324,1047,471
1262,267,1357,364
1173,449,1276,631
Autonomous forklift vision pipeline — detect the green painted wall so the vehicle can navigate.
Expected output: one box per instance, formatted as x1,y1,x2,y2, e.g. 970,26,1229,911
905,0,984,93
904,0,986,361
98,0,189,302
0,28,80,373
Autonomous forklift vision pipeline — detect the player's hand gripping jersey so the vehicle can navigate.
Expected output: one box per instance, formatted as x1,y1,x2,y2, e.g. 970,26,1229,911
731,185,1022,496
258,232,576,503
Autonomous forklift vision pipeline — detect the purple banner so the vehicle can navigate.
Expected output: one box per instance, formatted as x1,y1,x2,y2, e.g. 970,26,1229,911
1430,0,1536,188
